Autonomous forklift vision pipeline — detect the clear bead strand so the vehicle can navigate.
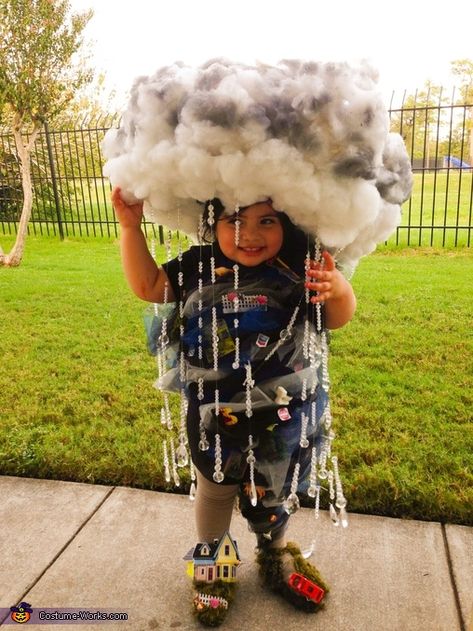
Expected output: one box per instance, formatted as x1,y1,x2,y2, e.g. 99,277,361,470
198,215,205,244
211,306,219,371
314,236,322,263
246,434,258,507
170,439,180,487
232,262,241,369
232,333,240,370
210,255,216,284
299,412,309,448
315,302,323,333
198,419,209,451
321,331,330,392
318,442,328,480
176,390,188,467
151,239,159,317
304,247,311,355
332,456,348,527
244,363,254,418
283,462,301,514
196,254,208,450
307,446,318,497
197,377,204,401
189,459,196,501
233,263,239,290
328,470,340,526
162,440,171,483
264,305,300,362
314,483,321,520
304,247,311,304
232,207,241,368
214,388,220,416
213,434,224,483
314,236,324,332
310,401,317,426
198,260,203,361
323,400,333,431
234,204,240,245
302,319,310,359
165,229,172,262
156,283,169,381
163,393,172,430
301,377,307,401
207,201,215,226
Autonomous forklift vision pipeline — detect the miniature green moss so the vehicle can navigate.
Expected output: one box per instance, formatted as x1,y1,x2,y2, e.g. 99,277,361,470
256,542,329,613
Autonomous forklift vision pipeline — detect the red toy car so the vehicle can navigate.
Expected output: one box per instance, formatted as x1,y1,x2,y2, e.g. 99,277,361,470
288,572,325,603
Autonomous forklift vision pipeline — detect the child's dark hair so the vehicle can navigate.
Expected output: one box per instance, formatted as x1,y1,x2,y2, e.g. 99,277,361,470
201,198,315,275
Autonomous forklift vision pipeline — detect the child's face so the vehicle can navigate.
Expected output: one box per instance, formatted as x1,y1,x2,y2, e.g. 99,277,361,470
216,201,283,266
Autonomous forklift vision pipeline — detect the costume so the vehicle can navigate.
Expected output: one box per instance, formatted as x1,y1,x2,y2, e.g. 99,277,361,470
158,240,330,541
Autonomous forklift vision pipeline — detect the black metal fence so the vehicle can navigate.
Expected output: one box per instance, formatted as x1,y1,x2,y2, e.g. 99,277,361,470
1,89,472,247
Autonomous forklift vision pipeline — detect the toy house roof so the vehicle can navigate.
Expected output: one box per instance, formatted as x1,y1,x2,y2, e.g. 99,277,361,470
183,530,240,562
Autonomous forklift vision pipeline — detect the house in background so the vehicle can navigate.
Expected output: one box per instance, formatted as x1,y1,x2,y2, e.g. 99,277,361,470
184,531,241,583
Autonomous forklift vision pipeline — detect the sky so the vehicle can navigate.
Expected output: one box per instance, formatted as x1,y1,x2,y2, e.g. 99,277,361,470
69,0,472,109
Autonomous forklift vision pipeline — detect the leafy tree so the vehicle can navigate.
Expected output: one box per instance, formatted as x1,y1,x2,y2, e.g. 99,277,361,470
389,82,445,166
56,72,120,128
0,0,93,266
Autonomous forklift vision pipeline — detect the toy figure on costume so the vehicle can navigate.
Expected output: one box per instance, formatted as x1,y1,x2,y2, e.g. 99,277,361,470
105,58,412,626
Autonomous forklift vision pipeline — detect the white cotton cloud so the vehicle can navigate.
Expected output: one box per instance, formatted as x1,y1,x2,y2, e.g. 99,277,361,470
102,58,412,270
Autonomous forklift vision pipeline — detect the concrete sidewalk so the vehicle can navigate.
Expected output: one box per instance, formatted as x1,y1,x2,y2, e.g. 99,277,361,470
0,475,471,631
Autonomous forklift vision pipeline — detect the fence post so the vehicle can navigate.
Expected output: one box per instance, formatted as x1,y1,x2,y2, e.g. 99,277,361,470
44,121,64,240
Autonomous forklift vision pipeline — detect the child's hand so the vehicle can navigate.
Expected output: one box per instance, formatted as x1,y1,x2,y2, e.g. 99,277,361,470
111,187,144,229
305,251,346,304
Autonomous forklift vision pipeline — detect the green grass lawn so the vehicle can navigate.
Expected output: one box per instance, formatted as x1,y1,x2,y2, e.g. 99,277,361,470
0,236,472,525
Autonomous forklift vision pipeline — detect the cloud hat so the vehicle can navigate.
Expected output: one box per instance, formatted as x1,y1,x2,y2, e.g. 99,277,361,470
103,58,412,272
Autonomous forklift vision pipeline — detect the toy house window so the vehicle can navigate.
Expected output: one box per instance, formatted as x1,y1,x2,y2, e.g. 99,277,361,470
224,545,230,556
223,566,229,578
216,566,221,578
232,566,236,578
208,568,213,581
200,544,210,556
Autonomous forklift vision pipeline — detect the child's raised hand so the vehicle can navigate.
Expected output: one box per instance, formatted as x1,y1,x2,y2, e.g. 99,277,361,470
111,187,144,229
305,251,346,304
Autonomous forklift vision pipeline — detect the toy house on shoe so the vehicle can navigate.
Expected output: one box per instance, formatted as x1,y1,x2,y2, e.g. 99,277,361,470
184,531,241,583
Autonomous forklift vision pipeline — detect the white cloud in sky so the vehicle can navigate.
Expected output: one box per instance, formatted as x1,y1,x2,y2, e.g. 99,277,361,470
71,0,472,106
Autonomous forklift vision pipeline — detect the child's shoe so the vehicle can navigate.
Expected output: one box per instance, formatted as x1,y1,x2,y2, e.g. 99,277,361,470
192,580,238,627
184,532,241,627
256,541,329,613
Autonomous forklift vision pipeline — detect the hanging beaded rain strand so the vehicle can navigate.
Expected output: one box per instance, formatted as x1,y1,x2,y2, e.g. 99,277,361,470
202,202,226,485
197,216,209,452
232,205,241,370
176,210,190,470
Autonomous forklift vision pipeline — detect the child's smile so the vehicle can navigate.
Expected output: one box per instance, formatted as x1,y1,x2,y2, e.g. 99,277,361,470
216,201,283,267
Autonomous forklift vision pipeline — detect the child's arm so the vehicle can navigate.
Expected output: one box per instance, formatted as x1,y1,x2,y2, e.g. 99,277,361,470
112,187,175,303
305,251,356,329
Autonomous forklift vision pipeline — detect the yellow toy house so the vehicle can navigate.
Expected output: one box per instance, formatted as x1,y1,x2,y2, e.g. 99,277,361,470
184,531,241,583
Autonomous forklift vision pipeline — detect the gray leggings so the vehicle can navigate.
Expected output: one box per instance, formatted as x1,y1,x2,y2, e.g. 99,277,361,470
195,469,286,548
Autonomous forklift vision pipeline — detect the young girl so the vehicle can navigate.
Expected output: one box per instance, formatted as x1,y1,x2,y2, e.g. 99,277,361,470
112,187,356,625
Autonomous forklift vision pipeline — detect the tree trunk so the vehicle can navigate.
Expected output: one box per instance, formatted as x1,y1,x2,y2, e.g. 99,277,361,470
0,119,40,267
